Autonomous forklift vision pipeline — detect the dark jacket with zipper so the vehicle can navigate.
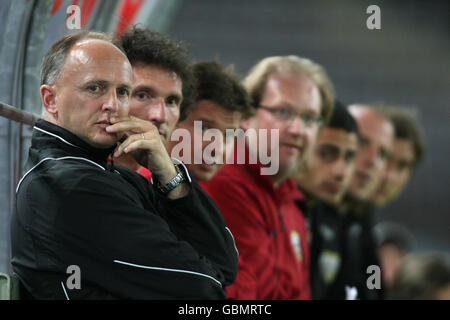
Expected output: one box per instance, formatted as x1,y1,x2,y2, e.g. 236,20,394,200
11,119,238,299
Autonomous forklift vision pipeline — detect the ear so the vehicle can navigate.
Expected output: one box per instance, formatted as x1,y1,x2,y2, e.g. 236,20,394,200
40,84,58,117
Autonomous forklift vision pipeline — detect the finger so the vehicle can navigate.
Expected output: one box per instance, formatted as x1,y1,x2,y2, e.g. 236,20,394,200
106,118,156,135
120,139,154,157
114,132,158,157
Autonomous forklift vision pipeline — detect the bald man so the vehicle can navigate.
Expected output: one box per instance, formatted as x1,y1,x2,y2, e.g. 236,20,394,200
335,104,394,300
11,31,237,299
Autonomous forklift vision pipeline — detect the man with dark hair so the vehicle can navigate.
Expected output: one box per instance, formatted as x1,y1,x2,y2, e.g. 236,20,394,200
294,101,360,299
166,60,253,181
370,105,425,206
11,31,237,299
116,26,196,179
295,101,359,207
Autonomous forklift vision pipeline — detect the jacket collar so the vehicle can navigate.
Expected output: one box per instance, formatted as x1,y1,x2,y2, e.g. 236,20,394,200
232,140,304,204
33,119,116,168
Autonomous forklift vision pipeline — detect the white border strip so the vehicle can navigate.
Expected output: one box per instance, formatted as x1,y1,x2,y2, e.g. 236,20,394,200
113,259,222,287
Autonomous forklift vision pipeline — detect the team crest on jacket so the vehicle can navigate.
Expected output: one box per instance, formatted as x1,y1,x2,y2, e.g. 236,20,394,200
319,250,341,284
290,231,303,262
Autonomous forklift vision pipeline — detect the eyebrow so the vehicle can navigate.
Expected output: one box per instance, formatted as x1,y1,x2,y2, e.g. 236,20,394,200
84,79,132,91
278,103,320,116
133,85,182,100
196,117,217,124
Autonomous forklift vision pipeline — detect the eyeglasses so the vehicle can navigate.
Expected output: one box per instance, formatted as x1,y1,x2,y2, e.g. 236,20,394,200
259,105,323,127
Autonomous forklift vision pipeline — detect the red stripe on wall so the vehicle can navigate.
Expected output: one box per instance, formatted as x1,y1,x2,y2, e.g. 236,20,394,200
115,0,145,36
51,0,64,15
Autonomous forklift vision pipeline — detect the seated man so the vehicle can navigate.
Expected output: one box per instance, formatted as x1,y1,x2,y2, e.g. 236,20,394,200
370,105,425,207
369,105,425,292
115,26,196,180
294,101,360,299
11,31,238,299
337,104,395,300
202,55,335,299
167,60,254,182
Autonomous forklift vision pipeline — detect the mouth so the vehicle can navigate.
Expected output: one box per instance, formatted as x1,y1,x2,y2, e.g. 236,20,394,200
355,171,371,185
200,160,217,170
96,120,112,128
322,182,342,194
280,143,303,153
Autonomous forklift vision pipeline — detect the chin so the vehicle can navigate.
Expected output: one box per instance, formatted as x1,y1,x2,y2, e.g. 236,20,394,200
89,138,117,149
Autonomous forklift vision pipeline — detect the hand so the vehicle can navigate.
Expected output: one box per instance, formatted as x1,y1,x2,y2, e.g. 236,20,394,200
106,116,187,198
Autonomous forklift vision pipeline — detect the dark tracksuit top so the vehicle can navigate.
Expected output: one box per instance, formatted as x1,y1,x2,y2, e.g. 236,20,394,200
300,193,384,300
301,199,347,300
11,119,238,299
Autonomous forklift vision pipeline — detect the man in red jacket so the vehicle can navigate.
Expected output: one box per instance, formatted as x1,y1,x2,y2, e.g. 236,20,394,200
202,56,335,299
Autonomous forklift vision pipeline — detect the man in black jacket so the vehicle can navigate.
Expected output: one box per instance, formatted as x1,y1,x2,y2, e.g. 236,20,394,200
295,101,360,299
339,104,395,300
11,30,238,299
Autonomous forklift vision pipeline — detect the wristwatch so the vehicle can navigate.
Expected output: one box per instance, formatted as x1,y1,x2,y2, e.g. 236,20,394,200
155,164,186,195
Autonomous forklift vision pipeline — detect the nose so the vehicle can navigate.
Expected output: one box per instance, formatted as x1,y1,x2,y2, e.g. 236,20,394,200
384,162,398,184
286,116,304,137
102,90,119,114
148,97,166,125
330,158,346,181
361,145,377,169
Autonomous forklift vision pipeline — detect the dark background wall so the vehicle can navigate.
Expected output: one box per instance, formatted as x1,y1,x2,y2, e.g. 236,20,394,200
167,0,449,252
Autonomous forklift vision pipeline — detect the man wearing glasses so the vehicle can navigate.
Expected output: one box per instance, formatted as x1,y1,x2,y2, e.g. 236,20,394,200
202,56,335,299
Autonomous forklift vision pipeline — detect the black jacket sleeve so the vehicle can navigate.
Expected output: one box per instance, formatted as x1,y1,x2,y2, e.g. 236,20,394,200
156,178,239,286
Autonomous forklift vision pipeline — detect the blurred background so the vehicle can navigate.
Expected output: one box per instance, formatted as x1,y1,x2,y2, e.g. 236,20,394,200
0,0,448,275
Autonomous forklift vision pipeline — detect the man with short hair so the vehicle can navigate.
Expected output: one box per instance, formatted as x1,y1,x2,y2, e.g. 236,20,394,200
296,101,359,207
115,26,196,179
336,104,395,300
11,31,237,299
166,60,253,182
202,55,335,299
293,101,360,299
370,105,425,206
347,105,394,203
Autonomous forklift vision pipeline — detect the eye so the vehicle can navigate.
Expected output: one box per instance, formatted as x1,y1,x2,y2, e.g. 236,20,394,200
301,114,315,124
397,161,410,171
359,138,369,149
321,151,335,162
318,145,339,163
117,88,129,97
273,108,292,120
345,151,356,163
166,96,180,107
87,85,101,93
277,108,290,116
135,91,149,100
201,124,211,131
379,148,388,160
